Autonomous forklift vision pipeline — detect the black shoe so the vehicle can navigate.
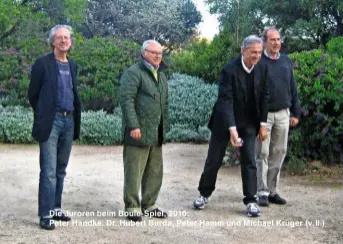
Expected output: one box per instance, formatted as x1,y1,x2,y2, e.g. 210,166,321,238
127,212,142,222
39,218,55,230
268,194,287,205
258,195,269,207
53,211,71,221
143,208,168,218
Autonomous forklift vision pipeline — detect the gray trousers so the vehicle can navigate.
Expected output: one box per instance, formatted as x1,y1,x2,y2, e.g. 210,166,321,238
256,109,290,196
123,144,163,213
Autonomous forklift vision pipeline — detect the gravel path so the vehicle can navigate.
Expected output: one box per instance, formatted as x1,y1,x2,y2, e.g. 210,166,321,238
0,143,342,244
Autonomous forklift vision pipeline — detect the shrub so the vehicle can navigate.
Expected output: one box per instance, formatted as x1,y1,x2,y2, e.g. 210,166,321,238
72,38,140,111
78,109,122,145
0,73,218,144
326,37,343,57
0,106,34,143
290,47,343,165
170,29,239,83
167,73,217,142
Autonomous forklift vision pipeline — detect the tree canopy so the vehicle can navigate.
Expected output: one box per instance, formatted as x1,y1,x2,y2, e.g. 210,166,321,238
206,0,343,51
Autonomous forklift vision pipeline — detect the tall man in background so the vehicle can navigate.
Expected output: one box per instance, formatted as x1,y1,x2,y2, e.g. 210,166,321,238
193,35,269,217
256,27,301,207
29,25,81,230
120,40,169,222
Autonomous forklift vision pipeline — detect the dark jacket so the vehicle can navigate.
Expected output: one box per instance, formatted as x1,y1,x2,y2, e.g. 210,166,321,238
28,52,81,142
120,61,169,146
208,57,269,140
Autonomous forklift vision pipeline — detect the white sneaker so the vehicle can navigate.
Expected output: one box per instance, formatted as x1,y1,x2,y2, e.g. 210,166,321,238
193,196,209,209
246,203,261,217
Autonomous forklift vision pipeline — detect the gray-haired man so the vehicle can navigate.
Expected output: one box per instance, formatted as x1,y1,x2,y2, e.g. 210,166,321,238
29,25,81,230
120,40,169,222
193,35,269,217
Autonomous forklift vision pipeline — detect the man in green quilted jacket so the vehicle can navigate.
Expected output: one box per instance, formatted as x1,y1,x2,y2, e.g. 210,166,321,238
120,40,169,222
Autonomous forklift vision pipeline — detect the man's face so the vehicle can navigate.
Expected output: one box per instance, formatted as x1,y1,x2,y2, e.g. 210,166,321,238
142,43,163,68
53,28,72,53
265,30,281,54
242,42,263,68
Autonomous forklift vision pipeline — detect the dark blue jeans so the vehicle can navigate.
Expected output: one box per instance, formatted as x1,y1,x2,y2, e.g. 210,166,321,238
38,114,74,217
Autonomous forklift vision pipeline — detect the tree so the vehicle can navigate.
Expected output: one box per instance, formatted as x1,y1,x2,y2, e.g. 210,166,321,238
0,0,87,45
205,0,343,51
84,0,201,49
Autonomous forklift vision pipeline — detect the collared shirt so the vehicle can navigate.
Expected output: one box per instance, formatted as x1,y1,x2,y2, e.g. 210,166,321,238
143,60,159,80
264,50,280,59
241,56,254,74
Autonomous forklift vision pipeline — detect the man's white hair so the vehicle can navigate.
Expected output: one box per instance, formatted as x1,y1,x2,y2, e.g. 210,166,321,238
141,40,162,54
241,35,263,49
47,24,74,50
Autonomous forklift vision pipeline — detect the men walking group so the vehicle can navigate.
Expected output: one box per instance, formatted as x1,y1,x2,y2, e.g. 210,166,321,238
28,24,300,230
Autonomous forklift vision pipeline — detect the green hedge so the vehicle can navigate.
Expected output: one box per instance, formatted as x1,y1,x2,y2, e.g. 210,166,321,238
288,46,343,165
0,73,217,145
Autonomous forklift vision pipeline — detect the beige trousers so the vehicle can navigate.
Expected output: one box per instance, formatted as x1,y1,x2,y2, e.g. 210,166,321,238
256,109,290,196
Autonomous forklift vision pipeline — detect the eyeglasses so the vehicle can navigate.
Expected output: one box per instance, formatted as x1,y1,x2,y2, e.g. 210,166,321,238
145,49,163,56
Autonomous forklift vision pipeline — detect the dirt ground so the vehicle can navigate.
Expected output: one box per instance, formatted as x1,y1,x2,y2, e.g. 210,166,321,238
0,143,342,244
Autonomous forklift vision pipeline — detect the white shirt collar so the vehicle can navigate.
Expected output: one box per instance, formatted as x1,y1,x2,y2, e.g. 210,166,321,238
241,56,254,74
264,50,280,59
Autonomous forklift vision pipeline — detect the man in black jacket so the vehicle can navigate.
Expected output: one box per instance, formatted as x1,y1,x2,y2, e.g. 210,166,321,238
28,25,81,230
256,27,301,207
193,35,269,217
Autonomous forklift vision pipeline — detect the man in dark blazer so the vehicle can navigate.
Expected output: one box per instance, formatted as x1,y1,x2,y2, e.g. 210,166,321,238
28,25,81,230
193,35,269,217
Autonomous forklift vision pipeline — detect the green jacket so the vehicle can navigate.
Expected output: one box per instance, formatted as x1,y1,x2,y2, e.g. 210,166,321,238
120,61,169,146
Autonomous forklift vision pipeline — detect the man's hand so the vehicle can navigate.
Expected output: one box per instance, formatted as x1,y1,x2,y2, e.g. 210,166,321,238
257,125,267,141
130,128,141,140
229,128,243,147
290,117,299,127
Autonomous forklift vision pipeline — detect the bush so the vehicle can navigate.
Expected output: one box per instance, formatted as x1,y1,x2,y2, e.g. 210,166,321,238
0,73,218,144
72,38,140,112
289,46,343,165
167,73,217,142
78,109,122,145
326,37,343,57
170,29,240,83
0,106,34,143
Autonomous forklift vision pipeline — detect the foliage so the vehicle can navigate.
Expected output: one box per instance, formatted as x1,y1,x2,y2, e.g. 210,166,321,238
170,28,240,82
78,109,122,145
205,0,343,52
84,0,201,49
290,44,343,165
326,36,343,57
0,105,34,143
0,38,48,107
71,37,140,111
0,73,218,144
167,73,217,142
0,0,87,46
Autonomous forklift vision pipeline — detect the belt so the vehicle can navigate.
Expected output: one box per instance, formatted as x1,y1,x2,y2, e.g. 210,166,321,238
56,111,73,116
